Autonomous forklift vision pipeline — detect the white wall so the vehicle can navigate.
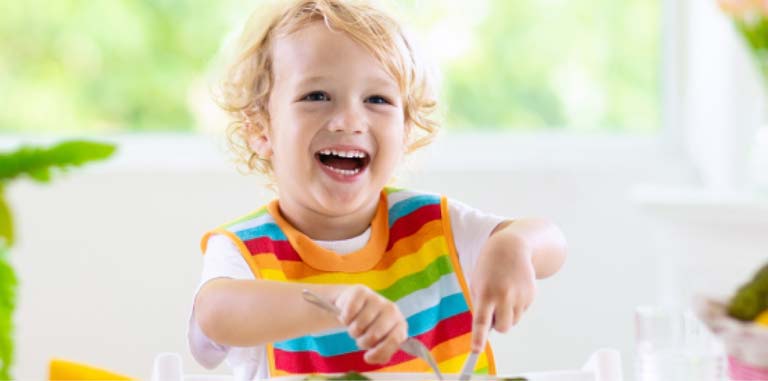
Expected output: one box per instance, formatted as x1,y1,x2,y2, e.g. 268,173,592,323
10,135,764,380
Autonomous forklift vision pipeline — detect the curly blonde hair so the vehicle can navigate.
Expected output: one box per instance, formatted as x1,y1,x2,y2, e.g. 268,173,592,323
213,0,440,178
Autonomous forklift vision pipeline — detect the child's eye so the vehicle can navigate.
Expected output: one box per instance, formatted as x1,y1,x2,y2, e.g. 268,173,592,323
365,95,390,105
301,91,330,101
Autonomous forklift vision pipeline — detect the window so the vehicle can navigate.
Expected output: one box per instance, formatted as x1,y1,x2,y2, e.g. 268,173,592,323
0,1,240,134
402,0,660,132
0,0,660,134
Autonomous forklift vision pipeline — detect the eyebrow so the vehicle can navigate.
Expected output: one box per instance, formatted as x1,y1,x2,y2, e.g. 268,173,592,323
294,75,399,91
294,75,328,87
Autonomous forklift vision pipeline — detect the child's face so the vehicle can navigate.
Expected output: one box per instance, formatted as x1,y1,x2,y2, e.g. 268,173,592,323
254,21,406,220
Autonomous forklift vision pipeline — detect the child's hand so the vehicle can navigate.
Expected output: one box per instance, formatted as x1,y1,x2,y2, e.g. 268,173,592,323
335,285,408,364
469,228,537,352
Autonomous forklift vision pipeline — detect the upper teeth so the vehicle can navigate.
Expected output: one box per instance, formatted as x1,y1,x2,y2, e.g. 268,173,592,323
318,149,367,158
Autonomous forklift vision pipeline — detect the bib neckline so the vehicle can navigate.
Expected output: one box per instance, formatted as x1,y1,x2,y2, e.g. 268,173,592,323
266,191,389,272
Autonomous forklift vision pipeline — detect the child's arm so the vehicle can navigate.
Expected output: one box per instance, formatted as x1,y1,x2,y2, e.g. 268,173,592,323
194,279,408,364
490,218,567,279
468,218,567,352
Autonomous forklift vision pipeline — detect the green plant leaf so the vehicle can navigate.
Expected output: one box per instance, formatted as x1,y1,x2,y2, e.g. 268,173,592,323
46,140,116,167
26,168,51,183
0,140,114,379
0,188,12,247
0,243,17,380
0,140,116,184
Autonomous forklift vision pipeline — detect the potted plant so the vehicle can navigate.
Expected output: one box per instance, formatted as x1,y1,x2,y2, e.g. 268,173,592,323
0,140,115,380
697,262,768,380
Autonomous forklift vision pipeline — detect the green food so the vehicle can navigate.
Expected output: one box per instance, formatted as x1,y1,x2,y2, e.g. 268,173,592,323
727,262,768,321
303,372,371,380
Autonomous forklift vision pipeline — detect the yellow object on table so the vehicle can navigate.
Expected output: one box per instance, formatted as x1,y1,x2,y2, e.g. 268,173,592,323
756,309,768,327
49,359,134,380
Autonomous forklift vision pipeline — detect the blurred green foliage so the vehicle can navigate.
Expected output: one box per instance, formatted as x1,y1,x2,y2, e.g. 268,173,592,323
0,140,114,380
0,0,659,134
0,242,16,381
0,141,116,187
0,0,242,133
0,140,116,246
733,15,768,88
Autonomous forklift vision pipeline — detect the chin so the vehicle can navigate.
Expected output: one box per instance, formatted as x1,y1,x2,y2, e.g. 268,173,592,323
315,185,378,215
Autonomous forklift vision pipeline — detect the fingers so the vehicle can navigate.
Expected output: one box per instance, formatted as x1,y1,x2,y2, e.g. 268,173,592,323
492,301,515,333
471,300,494,353
337,286,408,365
336,286,368,325
355,303,399,349
348,302,379,338
513,300,532,326
363,320,407,364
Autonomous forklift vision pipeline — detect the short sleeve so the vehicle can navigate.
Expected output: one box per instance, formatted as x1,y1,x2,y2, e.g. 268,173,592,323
199,234,257,289
447,199,508,290
188,234,264,373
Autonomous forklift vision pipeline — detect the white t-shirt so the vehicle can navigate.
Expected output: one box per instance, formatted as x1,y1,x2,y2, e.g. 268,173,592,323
188,198,506,381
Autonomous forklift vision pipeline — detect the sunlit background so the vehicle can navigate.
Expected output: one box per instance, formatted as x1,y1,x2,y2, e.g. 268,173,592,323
1,0,659,134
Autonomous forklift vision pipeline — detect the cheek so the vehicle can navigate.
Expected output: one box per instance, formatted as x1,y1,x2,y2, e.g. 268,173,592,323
378,123,407,161
273,131,316,172
390,119,408,152
270,115,306,148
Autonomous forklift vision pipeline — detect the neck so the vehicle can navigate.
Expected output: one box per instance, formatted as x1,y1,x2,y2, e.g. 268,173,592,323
276,195,380,241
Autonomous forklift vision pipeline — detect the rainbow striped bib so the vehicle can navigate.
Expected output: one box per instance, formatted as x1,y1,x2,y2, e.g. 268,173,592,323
202,188,495,377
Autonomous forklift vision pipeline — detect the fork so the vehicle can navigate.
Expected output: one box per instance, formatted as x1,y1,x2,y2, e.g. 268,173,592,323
458,351,479,381
301,289,445,381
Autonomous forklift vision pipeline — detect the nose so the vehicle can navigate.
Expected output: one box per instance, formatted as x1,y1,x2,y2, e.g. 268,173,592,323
328,100,367,134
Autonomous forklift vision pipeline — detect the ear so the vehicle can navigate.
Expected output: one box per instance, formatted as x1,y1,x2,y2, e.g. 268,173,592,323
247,129,273,159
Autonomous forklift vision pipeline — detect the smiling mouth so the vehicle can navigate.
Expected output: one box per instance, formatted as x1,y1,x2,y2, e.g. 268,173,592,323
315,148,371,176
